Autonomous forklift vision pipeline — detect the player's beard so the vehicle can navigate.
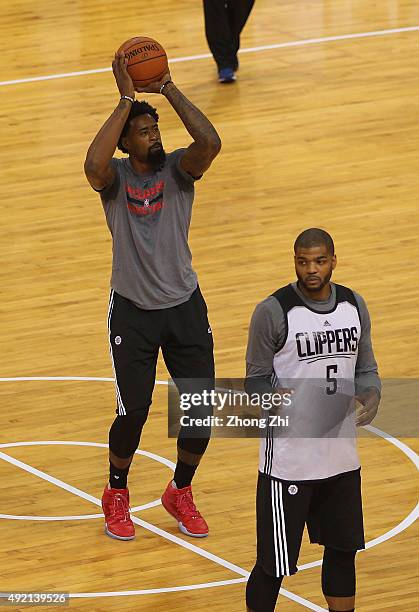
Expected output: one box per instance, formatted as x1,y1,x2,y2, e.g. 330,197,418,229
147,144,166,168
297,267,333,294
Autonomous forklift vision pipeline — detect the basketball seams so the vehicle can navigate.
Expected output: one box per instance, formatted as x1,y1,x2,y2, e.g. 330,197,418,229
127,54,167,68
120,37,160,54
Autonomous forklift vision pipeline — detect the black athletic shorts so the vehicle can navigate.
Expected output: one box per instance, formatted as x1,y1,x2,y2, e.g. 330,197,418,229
107,287,215,416
256,469,365,578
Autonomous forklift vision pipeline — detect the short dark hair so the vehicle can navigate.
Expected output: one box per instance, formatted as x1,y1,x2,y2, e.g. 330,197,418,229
294,228,335,255
117,100,159,154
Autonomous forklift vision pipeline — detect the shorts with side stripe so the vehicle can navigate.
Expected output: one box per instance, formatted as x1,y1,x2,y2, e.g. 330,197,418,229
256,469,365,577
107,287,214,417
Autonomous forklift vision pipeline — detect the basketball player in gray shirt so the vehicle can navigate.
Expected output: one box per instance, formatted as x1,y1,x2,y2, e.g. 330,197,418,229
245,228,380,612
84,52,221,541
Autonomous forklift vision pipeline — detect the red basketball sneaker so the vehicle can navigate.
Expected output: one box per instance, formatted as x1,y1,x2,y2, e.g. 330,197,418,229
101,485,135,540
161,481,209,537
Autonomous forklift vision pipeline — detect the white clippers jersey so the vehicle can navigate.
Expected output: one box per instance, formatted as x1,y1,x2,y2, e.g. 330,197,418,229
260,284,361,480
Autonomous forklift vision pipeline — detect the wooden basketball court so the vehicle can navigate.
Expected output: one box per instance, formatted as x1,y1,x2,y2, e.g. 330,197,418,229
0,1,418,610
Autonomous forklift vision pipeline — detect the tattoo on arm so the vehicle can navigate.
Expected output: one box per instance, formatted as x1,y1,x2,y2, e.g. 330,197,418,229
163,83,221,174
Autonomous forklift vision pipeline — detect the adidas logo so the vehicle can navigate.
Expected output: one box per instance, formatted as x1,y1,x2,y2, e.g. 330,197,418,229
323,320,331,327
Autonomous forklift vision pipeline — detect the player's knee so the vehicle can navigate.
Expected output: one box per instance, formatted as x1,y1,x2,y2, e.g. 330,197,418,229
322,547,356,597
246,563,283,612
109,408,150,458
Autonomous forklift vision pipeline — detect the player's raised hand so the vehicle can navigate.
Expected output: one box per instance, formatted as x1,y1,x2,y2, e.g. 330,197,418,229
112,51,135,99
355,388,380,426
134,71,172,95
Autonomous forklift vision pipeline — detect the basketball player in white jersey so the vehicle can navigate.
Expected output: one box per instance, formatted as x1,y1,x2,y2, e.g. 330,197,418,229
245,228,381,612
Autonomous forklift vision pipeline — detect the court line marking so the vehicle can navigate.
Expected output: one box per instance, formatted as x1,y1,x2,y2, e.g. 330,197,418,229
0,25,418,87
70,584,325,611
0,447,247,577
0,445,324,610
0,441,175,518
0,513,113,521
69,578,248,597
0,376,165,385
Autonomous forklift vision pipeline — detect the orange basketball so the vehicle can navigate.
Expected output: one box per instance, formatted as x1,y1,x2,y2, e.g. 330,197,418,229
118,36,168,88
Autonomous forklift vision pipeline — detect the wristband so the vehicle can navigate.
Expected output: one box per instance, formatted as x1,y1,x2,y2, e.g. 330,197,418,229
159,80,172,95
120,95,135,104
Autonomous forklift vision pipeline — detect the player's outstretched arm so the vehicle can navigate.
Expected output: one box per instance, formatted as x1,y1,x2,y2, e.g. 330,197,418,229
136,75,221,177
163,82,221,177
84,52,134,191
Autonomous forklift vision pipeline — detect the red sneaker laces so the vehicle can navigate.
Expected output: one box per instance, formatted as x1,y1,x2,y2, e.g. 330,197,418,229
177,489,201,519
111,493,130,522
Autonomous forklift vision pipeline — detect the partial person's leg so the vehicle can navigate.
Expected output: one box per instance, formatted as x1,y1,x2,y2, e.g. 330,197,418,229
307,469,364,611
246,563,282,612
161,287,214,537
322,547,356,611
203,0,237,80
246,473,311,610
228,0,255,70
102,290,160,540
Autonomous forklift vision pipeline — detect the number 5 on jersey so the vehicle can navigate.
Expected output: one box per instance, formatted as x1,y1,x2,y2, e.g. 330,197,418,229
326,364,338,395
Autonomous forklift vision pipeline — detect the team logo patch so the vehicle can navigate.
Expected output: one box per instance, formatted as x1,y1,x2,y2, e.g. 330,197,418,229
288,484,298,495
114,336,122,345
